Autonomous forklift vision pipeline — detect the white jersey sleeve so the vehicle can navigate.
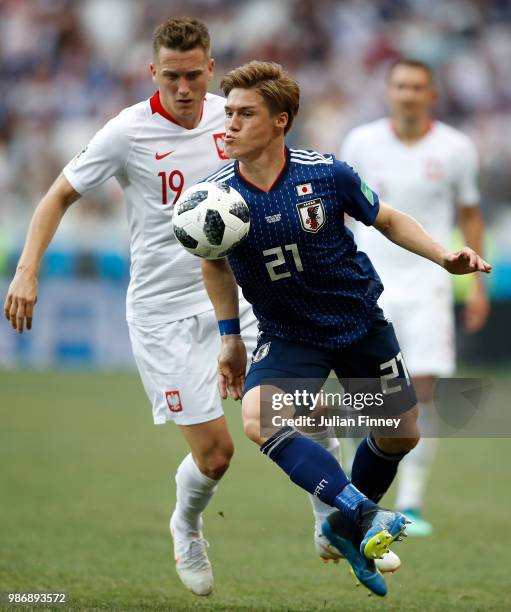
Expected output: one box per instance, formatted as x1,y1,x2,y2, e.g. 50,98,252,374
452,135,480,207
63,113,131,194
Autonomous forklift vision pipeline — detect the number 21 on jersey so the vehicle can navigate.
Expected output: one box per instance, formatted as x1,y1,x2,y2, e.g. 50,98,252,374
263,243,304,281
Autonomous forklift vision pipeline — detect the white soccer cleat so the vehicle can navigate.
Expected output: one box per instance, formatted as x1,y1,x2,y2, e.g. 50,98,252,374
315,531,401,573
170,513,214,596
375,550,401,573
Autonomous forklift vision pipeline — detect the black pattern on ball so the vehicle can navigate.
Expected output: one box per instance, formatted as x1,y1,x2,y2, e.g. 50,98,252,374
217,239,243,258
215,182,230,193
177,190,208,214
174,226,198,249
230,201,250,223
204,209,225,245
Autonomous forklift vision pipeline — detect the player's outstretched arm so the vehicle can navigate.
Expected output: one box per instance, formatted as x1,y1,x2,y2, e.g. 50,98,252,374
201,258,247,401
374,201,492,276
3,174,81,334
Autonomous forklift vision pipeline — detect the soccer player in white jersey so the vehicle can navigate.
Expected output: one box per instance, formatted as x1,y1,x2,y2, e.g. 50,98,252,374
341,58,490,535
2,18,263,596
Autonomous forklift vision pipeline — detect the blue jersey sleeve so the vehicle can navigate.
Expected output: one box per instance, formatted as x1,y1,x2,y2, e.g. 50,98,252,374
332,159,380,226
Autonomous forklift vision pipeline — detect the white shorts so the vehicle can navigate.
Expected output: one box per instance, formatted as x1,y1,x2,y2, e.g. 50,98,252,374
128,299,258,426
379,289,455,377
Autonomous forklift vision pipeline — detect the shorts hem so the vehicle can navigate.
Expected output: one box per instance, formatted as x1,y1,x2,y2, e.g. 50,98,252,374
244,369,306,395
407,365,456,377
153,408,225,426
127,304,214,328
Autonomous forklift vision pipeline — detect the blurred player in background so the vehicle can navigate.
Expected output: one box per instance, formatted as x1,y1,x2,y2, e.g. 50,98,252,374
3,17,261,597
341,59,489,535
200,60,491,596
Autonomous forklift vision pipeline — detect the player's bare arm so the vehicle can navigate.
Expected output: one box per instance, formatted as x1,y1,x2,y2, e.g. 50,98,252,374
457,205,490,332
374,201,492,275
3,174,81,334
201,258,246,400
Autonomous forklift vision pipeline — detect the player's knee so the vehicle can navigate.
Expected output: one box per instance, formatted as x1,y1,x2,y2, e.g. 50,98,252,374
397,434,420,453
205,458,231,480
375,434,420,454
243,417,263,446
375,405,420,453
241,388,264,445
199,456,231,480
197,444,234,480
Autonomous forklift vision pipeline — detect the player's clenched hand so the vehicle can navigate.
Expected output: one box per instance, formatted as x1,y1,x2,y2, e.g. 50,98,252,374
3,270,38,334
217,335,247,401
442,247,492,275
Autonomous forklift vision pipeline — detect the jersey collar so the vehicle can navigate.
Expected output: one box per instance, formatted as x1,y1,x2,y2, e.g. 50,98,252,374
235,146,290,193
389,118,435,144
150,90,205,127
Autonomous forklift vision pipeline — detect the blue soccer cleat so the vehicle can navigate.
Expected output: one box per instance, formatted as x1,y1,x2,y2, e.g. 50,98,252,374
321,516,387,597
315,528,402,573
359,509,408,560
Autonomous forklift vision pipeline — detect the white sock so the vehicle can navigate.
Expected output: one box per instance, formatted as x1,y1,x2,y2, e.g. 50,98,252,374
173,453,219,536
303,428,340,534
395,401,439,511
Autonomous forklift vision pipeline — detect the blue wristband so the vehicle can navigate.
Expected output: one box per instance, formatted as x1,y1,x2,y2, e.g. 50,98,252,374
218,318,240,336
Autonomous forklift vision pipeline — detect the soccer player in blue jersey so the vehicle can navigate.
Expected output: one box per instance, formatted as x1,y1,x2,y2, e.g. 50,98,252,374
199,61,491,597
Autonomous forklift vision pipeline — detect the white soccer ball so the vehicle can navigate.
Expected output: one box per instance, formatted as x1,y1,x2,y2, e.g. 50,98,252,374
172,182,250,259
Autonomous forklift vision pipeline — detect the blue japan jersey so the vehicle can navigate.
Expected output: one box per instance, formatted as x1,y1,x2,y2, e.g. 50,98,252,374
205,147,384,349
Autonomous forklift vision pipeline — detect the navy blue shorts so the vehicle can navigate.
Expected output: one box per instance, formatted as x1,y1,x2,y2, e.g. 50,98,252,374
245,309,417,417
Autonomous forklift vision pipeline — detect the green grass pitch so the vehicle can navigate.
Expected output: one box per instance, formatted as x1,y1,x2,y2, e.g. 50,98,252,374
1,370,510,611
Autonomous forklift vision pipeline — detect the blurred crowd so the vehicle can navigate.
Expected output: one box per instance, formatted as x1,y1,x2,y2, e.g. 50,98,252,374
1,0,511,269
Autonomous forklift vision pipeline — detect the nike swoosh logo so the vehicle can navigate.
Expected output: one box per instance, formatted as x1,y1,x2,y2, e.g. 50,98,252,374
155,151,175,160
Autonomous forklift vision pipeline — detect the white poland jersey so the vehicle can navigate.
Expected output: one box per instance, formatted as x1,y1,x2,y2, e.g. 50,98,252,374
340,118,480,298
63,91,228,324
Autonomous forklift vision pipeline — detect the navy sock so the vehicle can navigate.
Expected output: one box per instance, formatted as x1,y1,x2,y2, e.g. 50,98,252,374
351,435,408,503
260,427,350,506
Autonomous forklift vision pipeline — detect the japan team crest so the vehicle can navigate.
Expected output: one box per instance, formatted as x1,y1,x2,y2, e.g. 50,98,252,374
165,390,183,413
213,133,228,160
296,198,325,233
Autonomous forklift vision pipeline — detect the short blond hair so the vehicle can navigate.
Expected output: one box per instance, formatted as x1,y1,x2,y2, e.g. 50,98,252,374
221,61,300,134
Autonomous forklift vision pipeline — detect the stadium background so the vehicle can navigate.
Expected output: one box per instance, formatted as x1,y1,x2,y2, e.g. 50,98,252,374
1,0,510,367
1,1,510,610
